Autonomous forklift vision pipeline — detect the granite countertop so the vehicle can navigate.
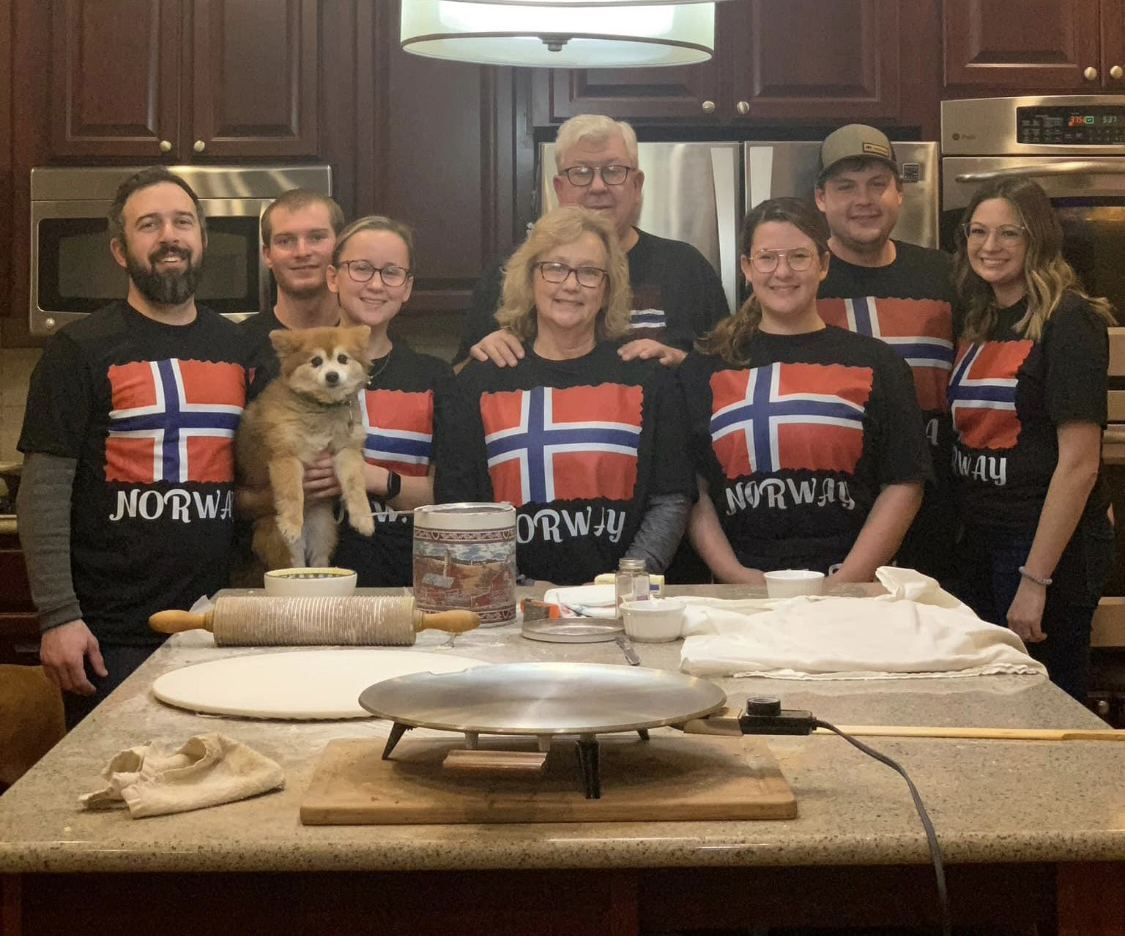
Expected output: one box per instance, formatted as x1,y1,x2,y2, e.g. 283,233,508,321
2,588,1124,875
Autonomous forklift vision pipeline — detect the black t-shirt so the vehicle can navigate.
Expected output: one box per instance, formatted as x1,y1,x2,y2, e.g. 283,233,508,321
333,344,469,587
454,228,730,363
949,291,1110,532
239,306,285,396
679,325,931,573
816,241,957,578
19,301,250,646
450,342,694,585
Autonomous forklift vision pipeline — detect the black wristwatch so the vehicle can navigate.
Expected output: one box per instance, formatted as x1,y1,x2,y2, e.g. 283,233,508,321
385,469,402,501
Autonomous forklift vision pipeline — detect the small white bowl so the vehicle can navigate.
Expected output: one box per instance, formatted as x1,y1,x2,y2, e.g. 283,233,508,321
263,567,357,597
764,569,824,599
620,597,685,643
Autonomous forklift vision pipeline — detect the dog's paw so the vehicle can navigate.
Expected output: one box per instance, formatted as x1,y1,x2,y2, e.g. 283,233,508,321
276,515,304,545
350,511,375,538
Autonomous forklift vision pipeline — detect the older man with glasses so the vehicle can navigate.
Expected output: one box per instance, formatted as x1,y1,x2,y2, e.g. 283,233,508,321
455,114,729,370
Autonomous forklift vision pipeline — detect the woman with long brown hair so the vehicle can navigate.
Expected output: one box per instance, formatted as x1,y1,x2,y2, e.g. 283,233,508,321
680,197,930,581
949,177,1115,700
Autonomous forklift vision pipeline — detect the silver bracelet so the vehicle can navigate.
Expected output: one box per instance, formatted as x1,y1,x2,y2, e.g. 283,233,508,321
1018,565,1052,586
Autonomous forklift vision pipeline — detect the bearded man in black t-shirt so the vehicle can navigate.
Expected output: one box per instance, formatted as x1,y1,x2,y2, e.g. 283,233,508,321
17,168,250,727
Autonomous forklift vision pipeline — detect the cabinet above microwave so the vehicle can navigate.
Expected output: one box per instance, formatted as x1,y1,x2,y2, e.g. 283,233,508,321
29,165,331,337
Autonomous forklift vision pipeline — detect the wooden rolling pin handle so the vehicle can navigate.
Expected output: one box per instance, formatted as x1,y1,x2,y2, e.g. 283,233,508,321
413,609,481,634
148,609,215,634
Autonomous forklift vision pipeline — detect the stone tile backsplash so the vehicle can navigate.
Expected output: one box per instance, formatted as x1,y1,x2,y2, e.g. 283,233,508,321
0,348,41,463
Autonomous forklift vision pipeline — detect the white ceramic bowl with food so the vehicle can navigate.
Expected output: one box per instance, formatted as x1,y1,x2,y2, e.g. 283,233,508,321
619,598,685,643
764,569,824,599
263,567,358,597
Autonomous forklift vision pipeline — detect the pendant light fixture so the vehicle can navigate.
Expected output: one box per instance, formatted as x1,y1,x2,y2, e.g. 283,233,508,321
400,0,718,68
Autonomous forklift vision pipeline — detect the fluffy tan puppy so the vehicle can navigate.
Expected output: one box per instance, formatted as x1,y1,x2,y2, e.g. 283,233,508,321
236,325,375,569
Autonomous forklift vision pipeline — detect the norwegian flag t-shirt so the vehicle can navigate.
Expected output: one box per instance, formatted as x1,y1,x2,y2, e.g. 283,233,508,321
948,291,1109,531
333,343,470,586
680,325,931,573
19,301,250,646
816,240,957,579
453,342,693,585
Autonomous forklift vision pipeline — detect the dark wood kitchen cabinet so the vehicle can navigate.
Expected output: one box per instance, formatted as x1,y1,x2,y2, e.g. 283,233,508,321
533,0,917,127
338,3,532,320
48,0,319,160
943,0,1125,95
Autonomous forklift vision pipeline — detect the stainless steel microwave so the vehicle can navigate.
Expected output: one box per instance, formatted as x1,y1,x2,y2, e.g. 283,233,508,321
30,164,332,336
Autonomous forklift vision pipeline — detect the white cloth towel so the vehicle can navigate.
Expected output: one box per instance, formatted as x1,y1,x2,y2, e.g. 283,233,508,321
80,732,285,818
679,567,1048,681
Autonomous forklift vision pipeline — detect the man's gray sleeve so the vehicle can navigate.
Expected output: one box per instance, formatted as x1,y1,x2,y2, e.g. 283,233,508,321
625,492,691,574
16,452,82,631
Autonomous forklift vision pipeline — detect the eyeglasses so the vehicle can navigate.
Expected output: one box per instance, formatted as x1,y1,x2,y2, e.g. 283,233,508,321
338,260,411,287
558,165,634,187
747,248,816,273
962,223,1026,245
534,261,608,288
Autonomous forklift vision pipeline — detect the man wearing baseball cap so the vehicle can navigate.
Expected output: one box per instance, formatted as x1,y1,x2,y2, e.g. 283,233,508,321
813,124,958,583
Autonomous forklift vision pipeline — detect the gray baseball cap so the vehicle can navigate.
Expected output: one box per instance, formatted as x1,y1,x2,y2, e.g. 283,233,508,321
818,124,898,182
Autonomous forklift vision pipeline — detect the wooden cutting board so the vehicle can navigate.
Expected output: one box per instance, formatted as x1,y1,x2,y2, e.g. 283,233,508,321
300,733,797,825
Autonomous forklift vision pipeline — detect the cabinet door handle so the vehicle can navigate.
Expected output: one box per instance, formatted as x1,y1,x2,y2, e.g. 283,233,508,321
1084,66,1099,81
159,140,172,153
736,100,750,115
193,140,206,153
1111,65,1124,80
701,100,716,114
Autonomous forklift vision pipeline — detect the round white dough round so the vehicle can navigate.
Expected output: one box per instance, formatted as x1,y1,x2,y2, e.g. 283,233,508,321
152,649,488,720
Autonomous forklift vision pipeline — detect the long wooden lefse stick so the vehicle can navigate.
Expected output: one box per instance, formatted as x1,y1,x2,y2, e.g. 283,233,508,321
678,717,1125,742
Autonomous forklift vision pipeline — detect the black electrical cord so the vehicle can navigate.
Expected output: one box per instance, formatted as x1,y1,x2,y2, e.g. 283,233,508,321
812,718,952,936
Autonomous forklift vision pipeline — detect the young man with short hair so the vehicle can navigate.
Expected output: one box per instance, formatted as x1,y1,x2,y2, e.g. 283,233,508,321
814,124,958,582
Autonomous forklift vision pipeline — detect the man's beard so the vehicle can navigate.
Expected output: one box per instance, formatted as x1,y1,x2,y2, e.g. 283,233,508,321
126,245,204,306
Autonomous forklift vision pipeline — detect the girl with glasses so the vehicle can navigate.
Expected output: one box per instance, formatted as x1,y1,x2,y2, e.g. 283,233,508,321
948,178,1116,700
449,206,693,585
679,197,930,582
325,215,470,586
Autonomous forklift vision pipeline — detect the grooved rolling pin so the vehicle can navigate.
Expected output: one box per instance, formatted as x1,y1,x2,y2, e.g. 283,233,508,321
149,596,480,646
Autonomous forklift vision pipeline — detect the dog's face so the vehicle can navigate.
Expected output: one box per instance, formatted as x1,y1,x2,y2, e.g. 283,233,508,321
269,325,373,403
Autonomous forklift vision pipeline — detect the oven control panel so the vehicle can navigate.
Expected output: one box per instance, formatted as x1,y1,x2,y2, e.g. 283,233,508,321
1017,106,1125,145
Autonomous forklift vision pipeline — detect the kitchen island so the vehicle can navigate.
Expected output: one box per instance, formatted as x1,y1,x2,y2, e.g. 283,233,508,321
2,589,1125,935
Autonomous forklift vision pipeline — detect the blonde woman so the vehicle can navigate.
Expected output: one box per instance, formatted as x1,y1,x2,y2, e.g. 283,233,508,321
949,177,1116,700
452,206,693,585
681,197,929,583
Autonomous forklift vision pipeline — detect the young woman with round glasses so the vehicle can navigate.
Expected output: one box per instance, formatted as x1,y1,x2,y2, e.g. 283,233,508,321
450,205,694,585
325,215,469,586
679,197,930,581
948,177,1116,700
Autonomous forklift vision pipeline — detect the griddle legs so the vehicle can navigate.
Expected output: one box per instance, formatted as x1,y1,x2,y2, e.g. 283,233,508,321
382,721,412,760
575,737,601,799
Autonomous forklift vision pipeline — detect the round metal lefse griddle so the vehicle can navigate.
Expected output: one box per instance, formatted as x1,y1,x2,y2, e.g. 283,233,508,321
358,661,726,735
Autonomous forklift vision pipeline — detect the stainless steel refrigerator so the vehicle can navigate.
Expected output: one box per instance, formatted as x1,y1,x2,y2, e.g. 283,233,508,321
540,140,941,312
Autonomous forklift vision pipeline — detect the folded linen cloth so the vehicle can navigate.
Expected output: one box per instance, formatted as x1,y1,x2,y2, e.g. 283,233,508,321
679,567,1048,680
80,732,285,818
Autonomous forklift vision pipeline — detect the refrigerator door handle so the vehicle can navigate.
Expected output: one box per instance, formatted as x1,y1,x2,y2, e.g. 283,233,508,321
710,145,741,315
